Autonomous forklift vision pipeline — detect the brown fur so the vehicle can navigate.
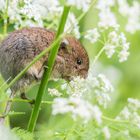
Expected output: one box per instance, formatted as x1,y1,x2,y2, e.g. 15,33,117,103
0,27,89,92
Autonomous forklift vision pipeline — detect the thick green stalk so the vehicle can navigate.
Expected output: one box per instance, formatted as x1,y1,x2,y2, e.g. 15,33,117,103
3,0,9,35
27,6,70,132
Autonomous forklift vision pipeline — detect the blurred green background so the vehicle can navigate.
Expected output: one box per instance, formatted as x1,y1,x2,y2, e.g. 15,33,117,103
0,0,140,135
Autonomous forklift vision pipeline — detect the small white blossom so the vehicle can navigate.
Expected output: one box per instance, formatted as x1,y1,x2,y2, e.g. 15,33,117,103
52,97,102,123
48,88,62,97
103,31,130,62
104,44,116,58
61,76,87,97
96,0,118,30
97,74,114,93
119,33,127,44
65,13,80,39
96,0,115,9
116,98,140,128
98,9,118,30
118,50,129,62
84,28,100,43
4,0,62,29
116,107,130,120
87,73,113,108
108,31,119,44
118,0,140,33
102,126,111,140
66,0,91,12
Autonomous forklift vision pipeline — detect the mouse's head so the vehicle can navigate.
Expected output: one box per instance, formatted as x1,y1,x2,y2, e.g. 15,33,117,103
52,36,89,80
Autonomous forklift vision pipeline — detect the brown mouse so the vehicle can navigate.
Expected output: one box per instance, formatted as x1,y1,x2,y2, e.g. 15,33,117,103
0,27,89,93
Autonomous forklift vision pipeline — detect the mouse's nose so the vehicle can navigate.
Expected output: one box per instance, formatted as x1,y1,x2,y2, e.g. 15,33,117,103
79,69,88,79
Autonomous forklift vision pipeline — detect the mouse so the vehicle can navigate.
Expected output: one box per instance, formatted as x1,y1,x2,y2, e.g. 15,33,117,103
0,27,89,93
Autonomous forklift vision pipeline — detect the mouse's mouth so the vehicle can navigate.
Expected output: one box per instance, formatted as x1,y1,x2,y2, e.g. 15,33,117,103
61,75,72,81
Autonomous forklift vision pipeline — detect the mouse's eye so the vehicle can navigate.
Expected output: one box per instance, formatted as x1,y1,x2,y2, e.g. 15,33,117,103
77,58,83,65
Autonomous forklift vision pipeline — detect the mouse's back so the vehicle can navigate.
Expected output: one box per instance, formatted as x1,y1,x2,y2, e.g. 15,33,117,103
0,27,55,82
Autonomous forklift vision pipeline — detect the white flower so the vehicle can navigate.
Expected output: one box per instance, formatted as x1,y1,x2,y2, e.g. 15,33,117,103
108,31,119,44
84,28,100,43
116,98,140,128
48,88,62,97
118,0,140,33
97,74,114,93
65,13,80,39
61,76,87,97
119,33,127,44
4,0,62,29
52,97,102,123
60,72,113,109
118,50,129,63
95,91,111,108
116,107,130,120
98,9,118,30
0,125,19,140
102,126,111,140
87,73,113,108
96,0,118,30
118,32,130,62
103,31,130,62
96,0,115,9
104,44,116,58
66,0,91,12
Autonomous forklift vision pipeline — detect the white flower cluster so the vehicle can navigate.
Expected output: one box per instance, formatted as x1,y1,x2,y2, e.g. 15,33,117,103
66,0,91,12
84,28,100,43
60,72,114,108
87,73,114,108
12,0,62,29
51,64,114,122
84,29,130,62
48,88,62,97
52,97,102,124
96,0,119,30
116,98,140,128
0,0,81,38
118,0,140,34
83,1,130,63
65,13,80,39
61,76,87,97
104,31,130,62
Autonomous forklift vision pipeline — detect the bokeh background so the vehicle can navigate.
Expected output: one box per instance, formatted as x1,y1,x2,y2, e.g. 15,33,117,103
0,0,140,137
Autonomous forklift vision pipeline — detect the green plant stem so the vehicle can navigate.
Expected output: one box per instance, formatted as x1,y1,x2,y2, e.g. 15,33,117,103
102,116,129,123
77,0,97,22
8,98,53,104
3,0,9,35
93,46,105,66
27,6,70,132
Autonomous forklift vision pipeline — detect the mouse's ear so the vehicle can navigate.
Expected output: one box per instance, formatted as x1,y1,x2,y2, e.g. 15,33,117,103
60,39,69,49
